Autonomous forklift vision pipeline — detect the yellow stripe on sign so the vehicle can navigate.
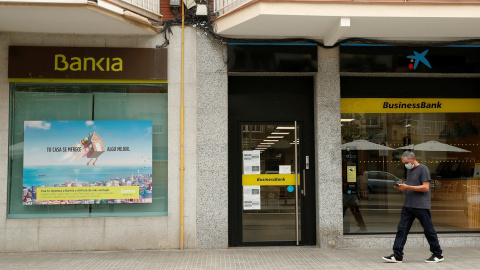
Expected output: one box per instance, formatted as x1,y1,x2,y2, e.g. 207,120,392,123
242,174,299,186
341,98,480,114
36,186,139,201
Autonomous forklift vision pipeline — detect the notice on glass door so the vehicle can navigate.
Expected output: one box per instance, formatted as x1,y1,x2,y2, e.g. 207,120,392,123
243,185,261,210
279,165,291,174
243,150,260,175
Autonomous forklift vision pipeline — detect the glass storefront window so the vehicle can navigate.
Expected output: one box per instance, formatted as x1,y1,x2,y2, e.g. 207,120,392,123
342,101,480,234
8,83,168,218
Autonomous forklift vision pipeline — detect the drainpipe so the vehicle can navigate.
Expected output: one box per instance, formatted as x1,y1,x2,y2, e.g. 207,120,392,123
180,2,185,250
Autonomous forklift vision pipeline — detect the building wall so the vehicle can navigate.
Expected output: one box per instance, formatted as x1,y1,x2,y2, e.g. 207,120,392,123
167,26,229,248
0,27,229,252
317,46,480,249
160,0,175,21
0,32,186,252
195,31,229,248
1,30,480,253
315,47,343,248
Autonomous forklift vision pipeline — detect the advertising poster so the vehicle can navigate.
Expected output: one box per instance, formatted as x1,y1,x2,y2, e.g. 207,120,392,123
22,120,153,205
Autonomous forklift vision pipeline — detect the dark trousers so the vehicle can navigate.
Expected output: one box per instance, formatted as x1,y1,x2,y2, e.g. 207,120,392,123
343,195,366,229
393,206,442,259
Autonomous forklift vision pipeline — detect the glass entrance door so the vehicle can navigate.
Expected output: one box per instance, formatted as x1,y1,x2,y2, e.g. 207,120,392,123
241,123,303,244
228,76,316,247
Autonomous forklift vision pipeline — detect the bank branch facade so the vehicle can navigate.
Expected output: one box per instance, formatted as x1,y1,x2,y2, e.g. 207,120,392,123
1,30,480,252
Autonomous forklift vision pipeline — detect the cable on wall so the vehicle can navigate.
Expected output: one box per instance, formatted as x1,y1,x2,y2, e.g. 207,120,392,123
155,2,480,49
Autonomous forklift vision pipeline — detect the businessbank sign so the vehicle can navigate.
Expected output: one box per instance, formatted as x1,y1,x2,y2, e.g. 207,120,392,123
8,46,167,81
341,98,480,114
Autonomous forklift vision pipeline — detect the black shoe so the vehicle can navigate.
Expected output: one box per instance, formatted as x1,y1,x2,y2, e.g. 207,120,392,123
382,254,402,263
425,254,444,263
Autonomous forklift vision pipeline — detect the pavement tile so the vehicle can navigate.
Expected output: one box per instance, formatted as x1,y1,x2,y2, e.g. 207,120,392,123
0,246,478,270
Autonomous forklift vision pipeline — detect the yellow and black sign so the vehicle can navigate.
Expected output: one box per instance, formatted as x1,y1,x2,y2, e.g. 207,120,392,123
341,98,480,114
242,174,299,186
475,163,480,179
347,166,356,183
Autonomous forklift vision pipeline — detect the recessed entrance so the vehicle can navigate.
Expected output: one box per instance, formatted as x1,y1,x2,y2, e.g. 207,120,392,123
228,76,316,246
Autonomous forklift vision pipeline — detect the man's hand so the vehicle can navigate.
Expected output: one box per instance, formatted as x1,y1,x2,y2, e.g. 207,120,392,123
394,182,430,192
394,183,408,191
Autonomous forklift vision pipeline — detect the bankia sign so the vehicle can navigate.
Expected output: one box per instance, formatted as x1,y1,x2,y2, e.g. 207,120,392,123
8,46,167,81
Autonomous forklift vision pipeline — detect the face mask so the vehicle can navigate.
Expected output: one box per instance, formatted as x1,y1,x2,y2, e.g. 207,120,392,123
405,163,414,170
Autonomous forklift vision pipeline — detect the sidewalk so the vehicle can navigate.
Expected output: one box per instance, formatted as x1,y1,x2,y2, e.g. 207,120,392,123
1,246,479,270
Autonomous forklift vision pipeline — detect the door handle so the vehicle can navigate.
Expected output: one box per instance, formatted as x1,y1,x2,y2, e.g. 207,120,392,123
303,169,306,196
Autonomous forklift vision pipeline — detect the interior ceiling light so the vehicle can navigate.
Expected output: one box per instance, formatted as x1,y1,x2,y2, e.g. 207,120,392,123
267,136,284,139
260,142,275,145
341,119,355,122
263,140,279,142
272,132,289,135
276,127,295,130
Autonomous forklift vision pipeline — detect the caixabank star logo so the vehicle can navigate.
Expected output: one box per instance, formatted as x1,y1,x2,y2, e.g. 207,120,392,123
407,49,432,70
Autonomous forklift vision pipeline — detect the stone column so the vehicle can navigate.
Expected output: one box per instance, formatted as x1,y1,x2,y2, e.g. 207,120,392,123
168,26,199,249
314,46,343,248
195,33,229,248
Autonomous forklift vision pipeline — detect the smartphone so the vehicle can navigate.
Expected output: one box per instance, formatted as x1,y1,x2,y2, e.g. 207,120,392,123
394,183,400,187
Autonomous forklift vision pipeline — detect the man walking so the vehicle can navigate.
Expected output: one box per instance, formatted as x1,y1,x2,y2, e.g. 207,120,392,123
382,151,444,263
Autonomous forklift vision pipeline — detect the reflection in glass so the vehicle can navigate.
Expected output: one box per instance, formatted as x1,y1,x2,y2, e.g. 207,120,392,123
342,111,480,234
241,124,301,242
